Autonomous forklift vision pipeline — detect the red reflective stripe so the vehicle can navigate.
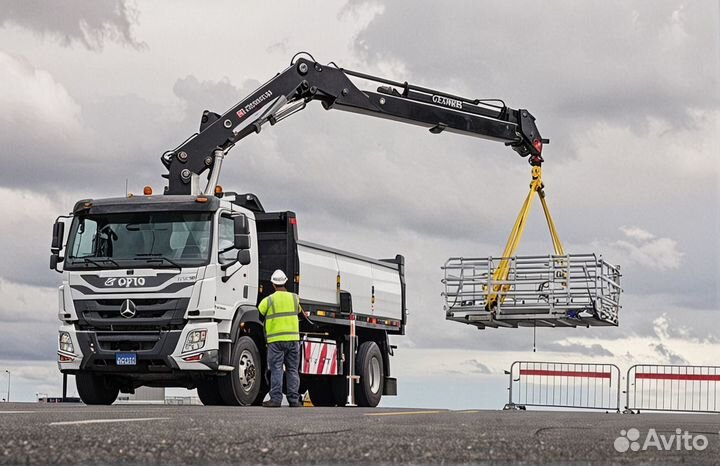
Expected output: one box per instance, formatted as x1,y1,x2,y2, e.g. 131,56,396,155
302,341,312,372
520,369,611,379
329,348,337,375
635,373,720,381
316,343,329,374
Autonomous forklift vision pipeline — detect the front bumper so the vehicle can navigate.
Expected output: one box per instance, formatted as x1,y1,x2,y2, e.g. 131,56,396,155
58,322,221,374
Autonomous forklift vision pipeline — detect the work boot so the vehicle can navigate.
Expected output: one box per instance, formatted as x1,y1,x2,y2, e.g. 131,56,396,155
289,401,303,408
262,400,281,408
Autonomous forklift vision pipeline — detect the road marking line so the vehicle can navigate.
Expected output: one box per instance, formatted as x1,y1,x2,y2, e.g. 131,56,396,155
457,410,480,413
365,410,443,417
0,411,36,414
49,417,169,426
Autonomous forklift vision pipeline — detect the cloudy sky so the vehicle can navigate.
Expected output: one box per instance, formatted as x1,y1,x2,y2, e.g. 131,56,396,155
0,0,718,407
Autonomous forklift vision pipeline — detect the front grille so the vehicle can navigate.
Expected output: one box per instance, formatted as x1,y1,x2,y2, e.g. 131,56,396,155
96,332,161,351
75,298,190,331
91,358,170,370
96,299,170,306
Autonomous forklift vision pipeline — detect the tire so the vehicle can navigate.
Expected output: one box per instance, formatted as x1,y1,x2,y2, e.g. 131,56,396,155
356,341,384,407
218,336,263,406
196,378,225,406
251,373,269,406
307,380,337,406
76,373,119,405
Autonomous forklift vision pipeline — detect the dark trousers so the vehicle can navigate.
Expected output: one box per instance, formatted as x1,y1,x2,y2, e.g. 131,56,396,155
267,341,300,404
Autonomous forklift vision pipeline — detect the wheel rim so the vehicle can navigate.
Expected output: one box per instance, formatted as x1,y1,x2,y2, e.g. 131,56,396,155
237,349,256,392
369,357,381,393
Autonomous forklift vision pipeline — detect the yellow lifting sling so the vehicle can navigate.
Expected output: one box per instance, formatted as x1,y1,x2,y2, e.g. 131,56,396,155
485,166,565,311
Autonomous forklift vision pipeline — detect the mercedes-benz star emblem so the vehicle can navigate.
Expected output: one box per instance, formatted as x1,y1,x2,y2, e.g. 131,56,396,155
120,299,137,319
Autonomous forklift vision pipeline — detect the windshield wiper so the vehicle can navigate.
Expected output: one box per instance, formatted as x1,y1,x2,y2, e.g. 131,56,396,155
134,254,182,269
80,258,103,268
79,257,120,268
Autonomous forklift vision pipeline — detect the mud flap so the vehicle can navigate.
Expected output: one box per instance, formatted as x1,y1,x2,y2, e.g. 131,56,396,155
383,376,397,396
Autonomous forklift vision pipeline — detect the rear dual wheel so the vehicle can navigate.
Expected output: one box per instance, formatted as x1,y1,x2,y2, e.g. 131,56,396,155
307,377,346,407
355,341,384,407
307,341,385,407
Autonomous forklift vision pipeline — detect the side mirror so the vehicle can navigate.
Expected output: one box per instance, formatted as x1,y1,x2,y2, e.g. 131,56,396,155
237,249,251,266
51,221,65,252
234,214,249,234
234,234,250,250
50,253,59,271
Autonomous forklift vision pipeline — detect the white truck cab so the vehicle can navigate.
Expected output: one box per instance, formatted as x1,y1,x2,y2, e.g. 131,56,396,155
52,191,405,406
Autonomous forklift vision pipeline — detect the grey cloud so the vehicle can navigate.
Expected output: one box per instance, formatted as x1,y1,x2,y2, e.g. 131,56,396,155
0,321,57,361
461,359,492,374
353,0,719,133
538,343,614,358
0,0,142,50
651,343,688,365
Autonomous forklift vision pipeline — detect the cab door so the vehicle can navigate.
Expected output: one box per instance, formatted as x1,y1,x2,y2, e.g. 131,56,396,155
214,211,253,316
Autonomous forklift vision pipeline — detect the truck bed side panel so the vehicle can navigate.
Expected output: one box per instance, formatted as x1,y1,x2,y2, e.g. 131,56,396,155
371,264,403,320
297,242,403,321
336,255,373,313
296,245,338,305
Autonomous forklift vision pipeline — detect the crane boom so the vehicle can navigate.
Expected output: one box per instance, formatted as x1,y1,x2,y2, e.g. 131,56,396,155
161,55,547,195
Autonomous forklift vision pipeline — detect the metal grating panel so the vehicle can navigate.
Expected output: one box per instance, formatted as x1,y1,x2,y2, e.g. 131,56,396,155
442,254,621,329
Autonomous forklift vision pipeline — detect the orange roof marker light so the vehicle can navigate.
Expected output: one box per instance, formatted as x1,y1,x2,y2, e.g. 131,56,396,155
143,186,153,196
195,196,209,203
214,185,223,196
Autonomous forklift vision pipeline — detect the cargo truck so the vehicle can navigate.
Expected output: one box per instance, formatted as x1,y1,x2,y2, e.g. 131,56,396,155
51,53,547,406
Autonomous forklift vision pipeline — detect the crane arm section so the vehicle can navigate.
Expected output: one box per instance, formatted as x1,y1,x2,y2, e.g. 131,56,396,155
161,55,547,195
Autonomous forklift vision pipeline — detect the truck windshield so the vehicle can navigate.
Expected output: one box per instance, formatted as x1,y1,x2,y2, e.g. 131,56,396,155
65,211,213,268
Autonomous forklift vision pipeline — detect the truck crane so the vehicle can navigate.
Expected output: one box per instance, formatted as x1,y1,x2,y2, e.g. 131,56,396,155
161,53,547,196
50,53,549,406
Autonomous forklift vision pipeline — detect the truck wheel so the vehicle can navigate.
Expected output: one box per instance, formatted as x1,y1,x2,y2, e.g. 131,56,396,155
196,378,225,406
251,375,269,406
76,373,119,405
218,336,262,406
356,341,384,407
307,380,336,406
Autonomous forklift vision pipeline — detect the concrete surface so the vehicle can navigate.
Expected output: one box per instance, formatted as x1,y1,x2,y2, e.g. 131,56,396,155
0,403,718,464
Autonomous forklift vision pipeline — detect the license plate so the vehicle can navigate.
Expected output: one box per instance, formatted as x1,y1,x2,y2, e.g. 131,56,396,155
116,352,137,366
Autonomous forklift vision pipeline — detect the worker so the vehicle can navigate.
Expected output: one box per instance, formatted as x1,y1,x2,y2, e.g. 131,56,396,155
258,269,303,408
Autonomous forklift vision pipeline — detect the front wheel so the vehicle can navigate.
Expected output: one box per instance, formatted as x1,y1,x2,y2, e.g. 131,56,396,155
218,336,262,406
76,373,119,405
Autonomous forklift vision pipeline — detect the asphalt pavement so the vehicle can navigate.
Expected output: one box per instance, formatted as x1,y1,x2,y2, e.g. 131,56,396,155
1,403,719,465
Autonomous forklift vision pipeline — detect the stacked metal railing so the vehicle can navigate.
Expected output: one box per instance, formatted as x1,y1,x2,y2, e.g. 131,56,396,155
442,254,621,329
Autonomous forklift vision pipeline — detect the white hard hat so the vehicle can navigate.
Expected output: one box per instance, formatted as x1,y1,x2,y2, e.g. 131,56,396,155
270,269,288,286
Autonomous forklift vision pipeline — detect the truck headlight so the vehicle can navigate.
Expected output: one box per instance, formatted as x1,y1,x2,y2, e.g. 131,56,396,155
59,332,74,353
183,329,207,353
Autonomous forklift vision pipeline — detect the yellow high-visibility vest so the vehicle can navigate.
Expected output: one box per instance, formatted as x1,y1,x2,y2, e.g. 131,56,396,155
258,291,301,343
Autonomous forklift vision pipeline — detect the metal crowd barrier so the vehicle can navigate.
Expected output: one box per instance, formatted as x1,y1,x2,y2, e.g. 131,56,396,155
625,364,720,414
504,361,621,411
